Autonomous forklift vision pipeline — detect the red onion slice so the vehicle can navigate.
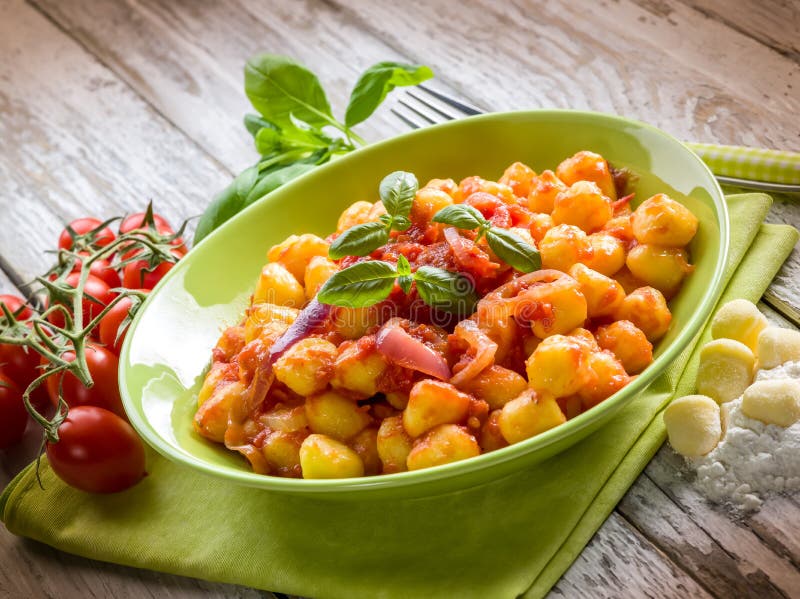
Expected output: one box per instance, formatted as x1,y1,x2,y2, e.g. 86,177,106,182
268,298,332,365
449,319,497,386
376,321,451,381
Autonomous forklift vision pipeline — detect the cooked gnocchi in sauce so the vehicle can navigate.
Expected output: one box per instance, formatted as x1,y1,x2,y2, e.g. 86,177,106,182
195,151,698,478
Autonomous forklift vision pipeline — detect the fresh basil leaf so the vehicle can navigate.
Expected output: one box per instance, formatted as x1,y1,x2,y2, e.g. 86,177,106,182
414,266,478,315
243,113,276,138
431,204,486,230
379,171,418,218
485,228,541,273
194,166,258,244
397,275,413,294
345,62,434,128
280,124,335,151
244,162,317,203
393,215,411,231
396,254,411,276
255,127,281,155
328,221,390,260
245,54,333,129
195,162,316,244
317,260,398,308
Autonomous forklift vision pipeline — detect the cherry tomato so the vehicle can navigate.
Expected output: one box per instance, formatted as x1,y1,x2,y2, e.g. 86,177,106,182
0,372,27,449
98,292,147,355
59,218,115,250
0,294,33,321
46,406,146,493
71,255,122,289
48,273,115,329
0,333,41,390
119,212,173,235
0,327,51,409
121,248,185,290
45,344,125,417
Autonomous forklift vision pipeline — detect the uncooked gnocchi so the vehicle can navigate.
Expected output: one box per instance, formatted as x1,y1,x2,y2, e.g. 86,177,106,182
710,299,768,352
757,327,800,370
663,395,722,457
696,339,756,404
741,379,800,427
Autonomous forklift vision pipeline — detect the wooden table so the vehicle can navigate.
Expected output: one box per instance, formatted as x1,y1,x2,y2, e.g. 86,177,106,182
1,0,798,597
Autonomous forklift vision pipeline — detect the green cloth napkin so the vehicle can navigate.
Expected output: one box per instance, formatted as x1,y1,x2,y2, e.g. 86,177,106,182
2,194,798,599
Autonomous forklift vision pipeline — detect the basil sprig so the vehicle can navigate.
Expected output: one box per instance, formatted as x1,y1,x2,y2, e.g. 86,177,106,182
318,255,477,315
432,205,541,272
195,55,433,244
328,171,418,259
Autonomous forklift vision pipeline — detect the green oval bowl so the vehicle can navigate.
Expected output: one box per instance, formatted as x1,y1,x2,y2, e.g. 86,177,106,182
119,110,728,500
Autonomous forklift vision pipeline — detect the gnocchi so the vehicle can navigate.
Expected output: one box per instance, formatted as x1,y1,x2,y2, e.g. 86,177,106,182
710,299,768,352
696,339,756,404
663,395,722,457
197,152,698,478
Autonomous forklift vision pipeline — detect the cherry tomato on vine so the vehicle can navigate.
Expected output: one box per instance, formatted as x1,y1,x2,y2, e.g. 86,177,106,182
98,292,147,355
47,273,115,329
119,212,173,235
46,406,146,493
0,372,27,449
71,254,122,289
121,248,185,290
45,344,125,417
0,294,33,321
58,218,115,250
0,330,41,388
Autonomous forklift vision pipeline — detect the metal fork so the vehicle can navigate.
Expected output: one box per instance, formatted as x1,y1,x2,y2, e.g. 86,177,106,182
392,84,800,327
392,84,800,195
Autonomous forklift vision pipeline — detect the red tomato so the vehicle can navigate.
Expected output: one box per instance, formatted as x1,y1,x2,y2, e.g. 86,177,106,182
119,211,173,235
121,248,185,290
0,328,50,409
118,212,187,257
59,218,115,250
98,292,147,355
0,294,33,320
0,372,27,449
48,273,115,329
45,344,125,417
71,255,122,289
0,334,41,390
46,406,146,493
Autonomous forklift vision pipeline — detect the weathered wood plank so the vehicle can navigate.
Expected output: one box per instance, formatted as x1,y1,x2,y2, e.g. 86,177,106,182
645,445,800,597
549,512,712,598
30,0,423,173
618,473,787,598
0,0,228,282
330,0,799,149
680,0,800,62
0,536,274,599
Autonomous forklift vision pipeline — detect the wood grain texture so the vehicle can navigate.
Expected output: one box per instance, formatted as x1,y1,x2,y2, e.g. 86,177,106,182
618,474,788,598
30,0,429,173
0,0,228,282
550,513,712,598
645,446,800,598
680,0,800,62
329,0,800,149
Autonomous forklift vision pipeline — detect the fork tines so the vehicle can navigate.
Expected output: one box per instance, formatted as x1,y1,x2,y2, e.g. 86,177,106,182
391,84,484,129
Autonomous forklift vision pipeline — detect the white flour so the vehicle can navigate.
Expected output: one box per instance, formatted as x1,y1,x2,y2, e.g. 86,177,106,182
689,360,800,512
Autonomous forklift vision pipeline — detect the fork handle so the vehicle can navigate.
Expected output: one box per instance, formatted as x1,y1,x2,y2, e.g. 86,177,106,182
685,143,800,188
